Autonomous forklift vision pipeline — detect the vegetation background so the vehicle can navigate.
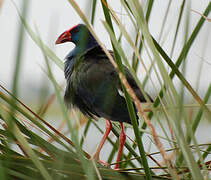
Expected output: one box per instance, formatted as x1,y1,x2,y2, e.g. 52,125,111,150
0,0,210,179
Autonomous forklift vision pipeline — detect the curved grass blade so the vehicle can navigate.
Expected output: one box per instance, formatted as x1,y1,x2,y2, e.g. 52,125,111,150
152,37,211,118
12,1,63,70
0,110,52,180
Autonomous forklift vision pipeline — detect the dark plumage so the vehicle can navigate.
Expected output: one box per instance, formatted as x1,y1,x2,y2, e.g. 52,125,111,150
56,24,152,169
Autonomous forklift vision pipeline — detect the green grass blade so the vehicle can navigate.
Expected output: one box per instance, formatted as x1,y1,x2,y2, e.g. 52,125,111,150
0,88,76,153
189,84,211,141
0,162,6,180
12,1,63,70
12,0,29,97
0,110,52,180
176,84,211,165
174,2,211,71
200,145,211,162
79,118,92,146
91,0,97,25
152,37,211,117
141,1,211,141
169,0,186,57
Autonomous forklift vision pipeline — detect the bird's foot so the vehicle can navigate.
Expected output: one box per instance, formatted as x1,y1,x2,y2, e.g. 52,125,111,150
90,154,109,167
97,159,109,167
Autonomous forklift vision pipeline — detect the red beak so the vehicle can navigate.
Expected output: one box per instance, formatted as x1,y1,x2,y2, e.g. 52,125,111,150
55,31,71,44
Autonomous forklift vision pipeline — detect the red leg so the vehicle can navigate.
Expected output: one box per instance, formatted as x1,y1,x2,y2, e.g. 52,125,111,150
92,119,111,166
114,123,126,170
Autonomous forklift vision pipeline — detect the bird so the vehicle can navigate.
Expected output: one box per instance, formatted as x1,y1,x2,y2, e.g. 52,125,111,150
55,24,153,169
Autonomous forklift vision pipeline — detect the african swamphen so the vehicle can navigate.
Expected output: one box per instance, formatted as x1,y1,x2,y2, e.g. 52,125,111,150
55,24,152,169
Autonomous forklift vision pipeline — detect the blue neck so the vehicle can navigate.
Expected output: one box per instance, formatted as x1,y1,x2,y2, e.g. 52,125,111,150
64,37,99,79
66,39,99,59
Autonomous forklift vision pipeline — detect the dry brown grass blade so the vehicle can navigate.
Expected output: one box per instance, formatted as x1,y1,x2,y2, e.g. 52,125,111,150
191,9,211,22
0,84,91,159
0,0,3,10
1,123,28,157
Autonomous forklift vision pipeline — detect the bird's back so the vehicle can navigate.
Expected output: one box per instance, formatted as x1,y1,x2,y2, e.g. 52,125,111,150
64,46,152,124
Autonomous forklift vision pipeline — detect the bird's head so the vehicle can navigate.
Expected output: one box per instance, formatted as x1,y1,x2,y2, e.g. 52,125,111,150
55,24,97,48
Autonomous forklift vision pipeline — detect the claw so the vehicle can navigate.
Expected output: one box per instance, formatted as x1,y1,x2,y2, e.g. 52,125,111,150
97,159,110,167
90,155,109,167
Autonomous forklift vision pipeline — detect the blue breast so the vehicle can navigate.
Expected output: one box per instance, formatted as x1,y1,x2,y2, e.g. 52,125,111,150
64,40,99,80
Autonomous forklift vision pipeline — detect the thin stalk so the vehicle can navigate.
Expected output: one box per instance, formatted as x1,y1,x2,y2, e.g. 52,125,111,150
170,0,186,58
91,0,97,25
11,0,29,97
80,118,91,147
